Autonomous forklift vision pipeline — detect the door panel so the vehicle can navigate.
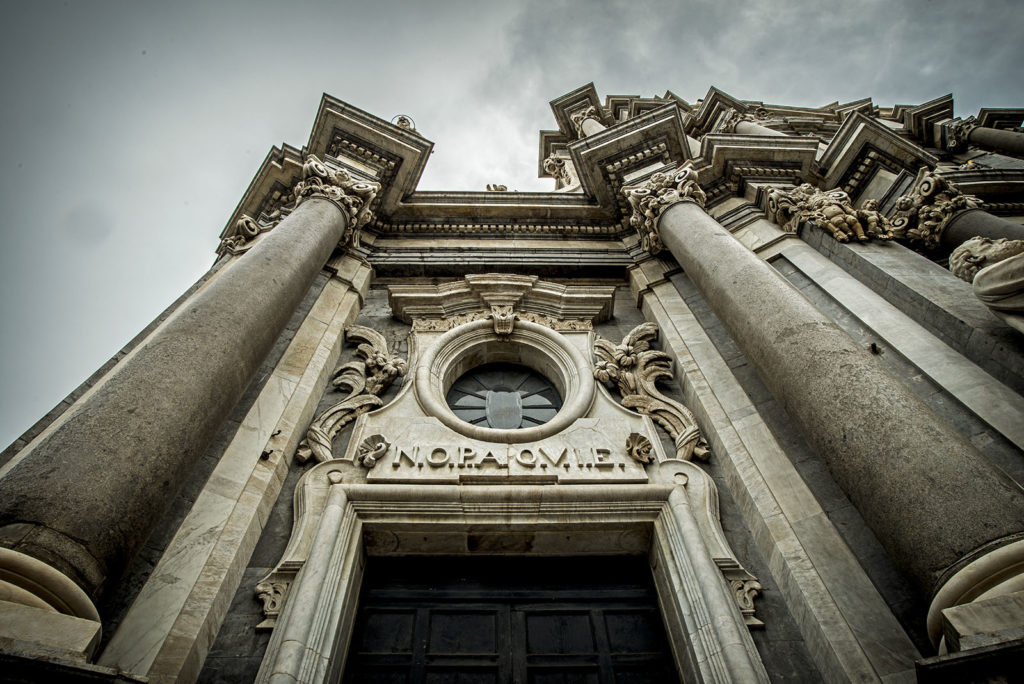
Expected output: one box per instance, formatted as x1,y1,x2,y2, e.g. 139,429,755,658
342,557,677,684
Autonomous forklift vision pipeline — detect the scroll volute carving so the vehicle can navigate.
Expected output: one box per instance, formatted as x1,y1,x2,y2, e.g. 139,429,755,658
293,155,381,248
594,323,709,461
891,167,982,250
624,163,707,255
295,325,407,464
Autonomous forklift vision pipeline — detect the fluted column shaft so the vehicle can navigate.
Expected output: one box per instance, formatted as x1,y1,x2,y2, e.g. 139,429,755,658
0,197,349,603
657,200,1024,597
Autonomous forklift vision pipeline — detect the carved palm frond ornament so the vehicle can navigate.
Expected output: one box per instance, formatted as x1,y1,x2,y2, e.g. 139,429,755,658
594,322,709,461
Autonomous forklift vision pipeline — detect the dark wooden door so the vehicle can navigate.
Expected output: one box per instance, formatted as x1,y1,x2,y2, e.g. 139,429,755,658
342,556,677,683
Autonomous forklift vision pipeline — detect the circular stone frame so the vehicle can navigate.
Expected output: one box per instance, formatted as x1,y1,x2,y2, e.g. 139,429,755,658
415,319,595,443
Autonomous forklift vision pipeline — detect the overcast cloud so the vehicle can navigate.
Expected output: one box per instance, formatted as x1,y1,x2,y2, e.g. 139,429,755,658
1,0,1022,447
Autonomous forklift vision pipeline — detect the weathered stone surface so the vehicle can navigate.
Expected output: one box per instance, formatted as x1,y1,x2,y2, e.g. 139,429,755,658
0,198,348,600
656,199,1024,596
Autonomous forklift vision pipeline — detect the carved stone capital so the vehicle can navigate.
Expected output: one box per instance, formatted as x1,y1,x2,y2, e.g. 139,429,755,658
766,184,894,242
295,325,407,464
891,168,983,250
293,155,381,248
945,116,978,151
594,323,708,461
624,163,706,255
570,105,603,137
949,236,1024,283
716,107,757,133
217,214,266,256
543,154,579,190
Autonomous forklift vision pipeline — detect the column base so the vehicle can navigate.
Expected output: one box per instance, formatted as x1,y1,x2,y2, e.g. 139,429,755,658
927,537,1024,647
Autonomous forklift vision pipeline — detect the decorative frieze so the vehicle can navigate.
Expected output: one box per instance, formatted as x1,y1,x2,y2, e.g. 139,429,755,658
295,325,407,464
766,183,895,242
624,163,706,255
594,323,709,461
891,168,982,250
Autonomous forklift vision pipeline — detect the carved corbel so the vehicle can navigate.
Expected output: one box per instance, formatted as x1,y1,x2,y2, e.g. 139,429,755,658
295,326,407,464
293,155,381,248
766,184,894,242
543,154,580,191
891,167,982,250
624,163,707,255
594,322,709,461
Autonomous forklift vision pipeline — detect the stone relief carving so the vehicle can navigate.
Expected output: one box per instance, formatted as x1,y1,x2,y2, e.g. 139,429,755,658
293,154,381,248
949,237,1024,333
766,184,895,242
490,305,516,335
295,326,408,464
728,574,765,628
355,434,390,468
717,107,757,133
253,580,286,627
624,163,707,255
217,214,265,255
485,184,507,191
946,116,978,151
891,167,982,250
625,432,654,464
411,311,593,332
570,105,602,137
594,323,709,461
543,154,580,191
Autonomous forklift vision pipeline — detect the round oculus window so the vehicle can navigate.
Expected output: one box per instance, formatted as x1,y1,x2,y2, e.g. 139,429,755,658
445,363,562,429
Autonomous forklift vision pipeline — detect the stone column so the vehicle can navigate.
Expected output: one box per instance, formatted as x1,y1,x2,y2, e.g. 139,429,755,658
942,208,1024,248
624,167,1024,609
0,157,378,615
571,105,606,138
893,168,1024,253
721,108,786,137
951,118,1024,157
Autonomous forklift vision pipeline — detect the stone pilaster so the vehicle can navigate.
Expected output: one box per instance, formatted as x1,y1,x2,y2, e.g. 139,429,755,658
0,157,379,616
624,166,1024,612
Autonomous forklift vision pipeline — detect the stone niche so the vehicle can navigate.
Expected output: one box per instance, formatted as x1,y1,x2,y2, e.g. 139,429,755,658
253,275,768,684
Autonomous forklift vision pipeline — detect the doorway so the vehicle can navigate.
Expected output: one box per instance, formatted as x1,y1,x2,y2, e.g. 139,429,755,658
342,556,677,683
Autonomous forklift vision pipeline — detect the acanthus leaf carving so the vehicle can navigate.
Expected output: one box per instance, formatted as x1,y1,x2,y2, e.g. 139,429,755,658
218,214,266,256
489,305,516,336
293,154,382,248
716,107,757,134
624,163,706,255
295,325,407,464
594,323,709,461
543,154,580,191
766,184,894,242
570,105,603,137
891,167,983,250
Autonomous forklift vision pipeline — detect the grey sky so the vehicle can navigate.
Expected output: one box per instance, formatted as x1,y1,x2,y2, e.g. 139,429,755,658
1,0,1022,447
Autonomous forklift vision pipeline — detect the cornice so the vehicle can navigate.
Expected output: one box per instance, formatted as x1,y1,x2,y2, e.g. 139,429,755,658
976,108,1024,130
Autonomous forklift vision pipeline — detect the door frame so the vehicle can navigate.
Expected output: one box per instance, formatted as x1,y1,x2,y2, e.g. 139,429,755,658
254,460,768,683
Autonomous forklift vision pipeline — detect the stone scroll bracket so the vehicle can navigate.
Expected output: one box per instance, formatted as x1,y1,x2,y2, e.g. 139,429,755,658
295,325,407,465
593,322,709,462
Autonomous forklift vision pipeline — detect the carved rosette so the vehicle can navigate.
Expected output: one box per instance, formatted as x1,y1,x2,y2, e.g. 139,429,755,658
624,163,707,255
293,155,381,248
891,168,983,250
295,325,407,464
570,105,602,137
217,214,265,255
766,184,894,242
594,323,709,461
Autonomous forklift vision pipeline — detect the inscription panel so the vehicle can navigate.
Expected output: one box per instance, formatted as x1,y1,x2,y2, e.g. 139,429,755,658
348,417,651,484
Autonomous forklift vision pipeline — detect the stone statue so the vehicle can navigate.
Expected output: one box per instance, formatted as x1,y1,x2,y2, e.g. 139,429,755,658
767,184,894,242
949,236,1024,333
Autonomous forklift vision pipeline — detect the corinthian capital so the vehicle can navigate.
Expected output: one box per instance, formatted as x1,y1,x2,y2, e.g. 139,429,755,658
294,155,381,247
716,108,757,134
945,116,978,151
570,105,603,137
624,163,706,255
891,168,982,250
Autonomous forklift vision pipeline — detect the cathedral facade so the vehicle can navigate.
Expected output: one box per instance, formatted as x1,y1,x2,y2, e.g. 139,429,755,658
2,84,1023,682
